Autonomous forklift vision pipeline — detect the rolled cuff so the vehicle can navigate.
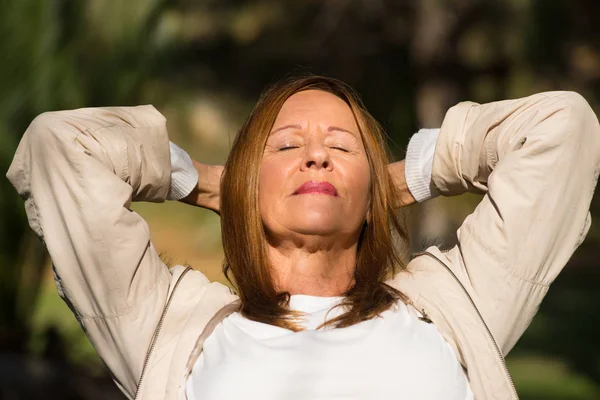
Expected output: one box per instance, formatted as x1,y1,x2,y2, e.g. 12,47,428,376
405,128,441,202
167,141,198,201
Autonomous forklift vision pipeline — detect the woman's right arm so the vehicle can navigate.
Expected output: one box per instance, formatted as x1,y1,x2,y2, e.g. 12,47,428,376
412,92,600,354
6,106,183,397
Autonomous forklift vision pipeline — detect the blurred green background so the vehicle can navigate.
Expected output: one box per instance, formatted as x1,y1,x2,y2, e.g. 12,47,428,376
1,0,599,398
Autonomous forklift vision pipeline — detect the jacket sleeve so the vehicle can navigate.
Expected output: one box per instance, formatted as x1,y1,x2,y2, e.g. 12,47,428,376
6,106,176,397
431,91,600,354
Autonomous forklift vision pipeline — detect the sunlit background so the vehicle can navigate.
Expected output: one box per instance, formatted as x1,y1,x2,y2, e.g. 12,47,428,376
1,1,599,399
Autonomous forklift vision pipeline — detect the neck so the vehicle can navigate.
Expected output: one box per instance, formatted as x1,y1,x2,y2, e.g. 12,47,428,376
267,235,357,296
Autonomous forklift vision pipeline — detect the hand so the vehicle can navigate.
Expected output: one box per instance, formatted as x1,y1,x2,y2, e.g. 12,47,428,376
179,160,223,214
388,160,417,207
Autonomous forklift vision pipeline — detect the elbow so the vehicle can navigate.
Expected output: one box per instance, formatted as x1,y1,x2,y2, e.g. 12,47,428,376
558,91,598,133
553,91,600,165
9,110,82,197
27,111,68,142
559,91,596,122
19,111,82,179
25,111,82,159
571,92,600,163
8,112,65,181
24,114,57,156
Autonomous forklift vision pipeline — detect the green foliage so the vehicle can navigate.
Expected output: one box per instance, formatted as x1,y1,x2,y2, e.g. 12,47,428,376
0,0,174,351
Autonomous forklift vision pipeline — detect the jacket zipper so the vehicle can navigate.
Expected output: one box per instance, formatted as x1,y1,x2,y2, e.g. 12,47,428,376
134,266,192,400
417,250,519,399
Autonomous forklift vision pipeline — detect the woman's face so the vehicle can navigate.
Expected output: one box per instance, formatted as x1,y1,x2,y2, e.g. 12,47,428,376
259,90,371,242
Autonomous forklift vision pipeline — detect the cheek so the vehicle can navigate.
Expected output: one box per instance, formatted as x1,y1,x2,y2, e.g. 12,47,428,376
343,159,372,208
259,158,288,217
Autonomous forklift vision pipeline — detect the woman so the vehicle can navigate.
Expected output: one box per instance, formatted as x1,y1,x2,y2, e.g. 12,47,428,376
6,76,600,400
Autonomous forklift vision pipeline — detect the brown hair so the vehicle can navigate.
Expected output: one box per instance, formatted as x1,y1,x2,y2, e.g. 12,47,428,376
220,75,409,331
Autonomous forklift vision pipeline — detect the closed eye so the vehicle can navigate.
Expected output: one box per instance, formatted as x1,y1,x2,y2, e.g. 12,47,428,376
331,146,349,153
278,146,300,151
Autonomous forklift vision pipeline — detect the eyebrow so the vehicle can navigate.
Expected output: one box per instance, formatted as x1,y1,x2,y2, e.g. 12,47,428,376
328,126,357,136
269,124,301,135
269,124,357,136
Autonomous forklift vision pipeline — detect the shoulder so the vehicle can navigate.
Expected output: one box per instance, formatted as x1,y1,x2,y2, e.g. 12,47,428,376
168,265,239,311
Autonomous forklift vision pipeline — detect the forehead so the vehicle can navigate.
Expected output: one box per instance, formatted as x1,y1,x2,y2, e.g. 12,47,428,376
274,90,359,132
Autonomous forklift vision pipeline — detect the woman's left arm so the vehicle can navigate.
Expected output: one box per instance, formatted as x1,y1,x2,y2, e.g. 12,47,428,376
412,91,600,354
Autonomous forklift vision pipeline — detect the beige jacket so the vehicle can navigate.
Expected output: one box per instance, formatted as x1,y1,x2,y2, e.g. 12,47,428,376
7,91,600,399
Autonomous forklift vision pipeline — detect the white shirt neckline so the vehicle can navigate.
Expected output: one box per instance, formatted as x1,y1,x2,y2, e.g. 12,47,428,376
187,294,473,400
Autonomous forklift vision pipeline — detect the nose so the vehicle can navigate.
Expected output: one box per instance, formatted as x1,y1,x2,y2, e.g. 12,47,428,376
300,137,332,172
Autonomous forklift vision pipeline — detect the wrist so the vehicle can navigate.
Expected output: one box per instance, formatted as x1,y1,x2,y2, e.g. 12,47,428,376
388,160,417,207
179,161,223,213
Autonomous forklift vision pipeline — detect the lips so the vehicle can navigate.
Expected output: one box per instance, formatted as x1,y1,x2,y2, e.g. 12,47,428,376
293,181,339,197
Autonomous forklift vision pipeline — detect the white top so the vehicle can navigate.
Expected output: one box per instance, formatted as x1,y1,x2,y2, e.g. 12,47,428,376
186,294,473,400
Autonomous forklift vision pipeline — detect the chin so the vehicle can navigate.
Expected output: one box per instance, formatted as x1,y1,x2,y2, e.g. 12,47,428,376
287,211,343,235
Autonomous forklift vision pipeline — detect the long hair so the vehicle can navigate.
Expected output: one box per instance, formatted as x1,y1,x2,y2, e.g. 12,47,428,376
220,75,410,331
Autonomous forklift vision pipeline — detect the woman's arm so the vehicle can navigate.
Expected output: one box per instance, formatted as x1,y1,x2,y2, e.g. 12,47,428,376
6,106,184,396
424,91,600,354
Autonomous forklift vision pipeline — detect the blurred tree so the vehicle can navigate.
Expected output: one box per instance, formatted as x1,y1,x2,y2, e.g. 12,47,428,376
0,0,177,397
